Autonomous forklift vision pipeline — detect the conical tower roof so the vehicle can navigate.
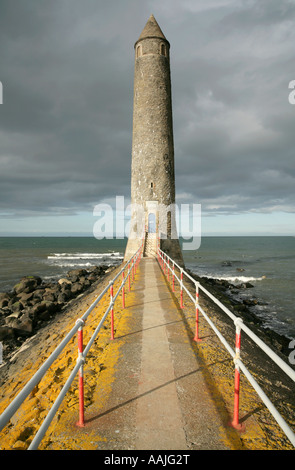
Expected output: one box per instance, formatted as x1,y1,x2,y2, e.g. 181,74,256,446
135,15,169,46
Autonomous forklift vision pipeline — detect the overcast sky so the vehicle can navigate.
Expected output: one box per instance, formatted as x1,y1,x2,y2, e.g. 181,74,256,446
0,0,295,236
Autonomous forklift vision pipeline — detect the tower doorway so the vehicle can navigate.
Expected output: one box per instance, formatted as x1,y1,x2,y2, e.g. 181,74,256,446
148,213,156,233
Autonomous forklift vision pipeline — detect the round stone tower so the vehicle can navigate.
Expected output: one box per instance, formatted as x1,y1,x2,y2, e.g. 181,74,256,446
124,15,184,266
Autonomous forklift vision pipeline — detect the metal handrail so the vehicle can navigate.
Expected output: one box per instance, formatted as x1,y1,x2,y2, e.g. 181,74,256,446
0,245,143,449
158,246,295,447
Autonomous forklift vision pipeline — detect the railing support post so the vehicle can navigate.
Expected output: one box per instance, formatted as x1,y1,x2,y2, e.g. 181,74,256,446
172,262,175,292
122,271,125,309
128,263,131,291
194,283,202,342
230,318,245,431
110,282,114,340
180,269,184,308
76,319,85,427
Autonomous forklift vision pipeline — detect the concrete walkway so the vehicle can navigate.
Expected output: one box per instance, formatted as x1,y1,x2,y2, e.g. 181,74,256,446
1,256,292,451
78,257,242,450
135,259,188,449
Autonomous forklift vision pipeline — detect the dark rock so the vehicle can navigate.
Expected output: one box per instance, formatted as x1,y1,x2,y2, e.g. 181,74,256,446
243,299,258,306
31,302,47,317
0,326,15,340
0,307,11,317
88,266,101,274
236,282,254,289
33,288,45,302
5,311,22,323
0,265,117,361
57,292,68,305
245,282,254,288
88,273,99,282
57,291,71,304
0,293,11,301
13,276,42,295
17,292,34,304
0,293,12,309
43,293,56,303
80,277,91,289
60,282,71,292
43,288,58,303
67,269,87,281
58,278,72,287
40,301,59,319
71,283,83,295
263,328,291,355
233,304,248,312
31,301,59,322
11,301,24,313
0,298,9,309
5,311,33,337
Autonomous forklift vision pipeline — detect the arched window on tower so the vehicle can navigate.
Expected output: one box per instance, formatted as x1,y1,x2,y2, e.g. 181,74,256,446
160,43,166,57
136,44,142,58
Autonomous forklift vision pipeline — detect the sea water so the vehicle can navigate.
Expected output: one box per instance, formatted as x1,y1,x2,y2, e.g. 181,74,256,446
183,236,295,338
0,236,294,339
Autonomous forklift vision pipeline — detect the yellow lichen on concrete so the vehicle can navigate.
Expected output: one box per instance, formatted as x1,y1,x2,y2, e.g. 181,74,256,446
2,260,293,451
178,280,295,451
0,266,135,450
40,282,138,450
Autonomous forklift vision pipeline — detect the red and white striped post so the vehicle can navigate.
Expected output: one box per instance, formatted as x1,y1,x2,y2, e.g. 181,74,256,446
231,318,245,431
76,319,85,427
122,271,125,309
194,283,202,342
135,254,138,274
128,263,131,291
132,260,135,282
172,262,175,292
167,258,170,282
110,281,114,340
180,269,184,308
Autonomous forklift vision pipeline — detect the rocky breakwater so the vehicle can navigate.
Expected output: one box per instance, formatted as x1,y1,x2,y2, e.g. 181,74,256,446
188,271,292,358
0,266,110,359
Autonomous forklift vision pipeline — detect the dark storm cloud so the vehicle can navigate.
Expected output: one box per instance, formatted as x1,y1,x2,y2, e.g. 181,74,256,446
0,0,137,217
171,0,295,214
0,0,295,220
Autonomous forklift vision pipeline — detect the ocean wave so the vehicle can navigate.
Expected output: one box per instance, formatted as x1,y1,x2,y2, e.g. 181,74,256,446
50,262,96,268
203,275,265,283
48,252,122,260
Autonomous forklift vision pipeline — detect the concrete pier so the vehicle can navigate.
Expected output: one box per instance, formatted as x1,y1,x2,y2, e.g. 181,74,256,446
40,258,243,450
1,257,292,450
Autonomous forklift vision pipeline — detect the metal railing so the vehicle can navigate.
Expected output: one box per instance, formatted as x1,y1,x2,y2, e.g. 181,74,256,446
158,247,295,447
0,245,143,450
